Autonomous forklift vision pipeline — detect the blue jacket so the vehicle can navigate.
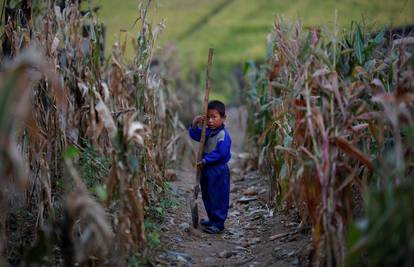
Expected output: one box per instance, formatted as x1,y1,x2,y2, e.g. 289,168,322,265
188,124,232,166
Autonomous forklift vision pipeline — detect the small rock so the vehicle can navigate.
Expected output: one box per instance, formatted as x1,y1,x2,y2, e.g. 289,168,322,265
230,186,239,193
237,196,258,204
269,231,291,241
164,250,192,264
160,225,169,232
237,153,250,159
259,189,267,195
292,257,299,265
178,222,190,232
243,186,258,196
235,246,247,251
274,247,283,252
219,250,235,258
287,250,296,257
249,215,261,221
249,237,261,245
229,210,240,217
172,235,183,242
231,167,242,174
233,176,245,182
240,241,250,248
225,229,236,235
274,249,289,259
248,209,266,216
285,222,299,227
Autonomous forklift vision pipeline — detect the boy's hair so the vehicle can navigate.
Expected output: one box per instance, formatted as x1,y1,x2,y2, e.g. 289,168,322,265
208,100,226,117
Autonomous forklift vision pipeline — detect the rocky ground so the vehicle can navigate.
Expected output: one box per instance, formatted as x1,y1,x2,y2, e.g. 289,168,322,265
154,163,312,266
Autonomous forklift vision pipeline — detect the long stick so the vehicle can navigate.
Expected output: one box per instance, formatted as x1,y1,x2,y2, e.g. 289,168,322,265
194,48,214,199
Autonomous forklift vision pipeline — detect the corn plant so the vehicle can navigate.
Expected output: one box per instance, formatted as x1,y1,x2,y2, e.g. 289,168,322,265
1,0,181,265
244,18,414,266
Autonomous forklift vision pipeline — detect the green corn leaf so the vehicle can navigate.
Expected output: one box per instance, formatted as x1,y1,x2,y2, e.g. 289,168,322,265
354,23,364,65
63,145,80,160
243,59,256,74
94,185,108,202
373,30,385,45
8,0,22,9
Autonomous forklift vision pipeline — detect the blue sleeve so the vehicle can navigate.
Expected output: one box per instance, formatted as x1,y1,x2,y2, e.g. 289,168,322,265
188,125,201,142
203,134,231,165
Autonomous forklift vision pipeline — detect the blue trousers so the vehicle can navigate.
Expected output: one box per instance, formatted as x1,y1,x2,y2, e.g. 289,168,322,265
200,164,230,230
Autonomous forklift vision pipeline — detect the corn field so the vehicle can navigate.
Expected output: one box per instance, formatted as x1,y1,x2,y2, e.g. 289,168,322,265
244,18,414,266
0,0,187,265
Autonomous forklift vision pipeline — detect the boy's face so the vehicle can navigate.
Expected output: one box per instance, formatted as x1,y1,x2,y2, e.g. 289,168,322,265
207,109,225,130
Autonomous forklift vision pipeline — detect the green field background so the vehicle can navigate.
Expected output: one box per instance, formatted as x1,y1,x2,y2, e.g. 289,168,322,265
90,0,413,100
94,0,413,63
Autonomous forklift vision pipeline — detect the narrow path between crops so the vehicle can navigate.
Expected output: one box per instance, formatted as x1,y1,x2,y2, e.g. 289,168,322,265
154,107,312,266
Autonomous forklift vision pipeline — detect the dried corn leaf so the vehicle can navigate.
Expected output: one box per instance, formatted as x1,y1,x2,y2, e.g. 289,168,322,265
332,136,373,170
95,100,117,139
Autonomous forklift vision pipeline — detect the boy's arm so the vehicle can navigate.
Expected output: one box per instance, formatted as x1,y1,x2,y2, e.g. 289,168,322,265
188,115,206,142
188,125,202,142
202,134,231,165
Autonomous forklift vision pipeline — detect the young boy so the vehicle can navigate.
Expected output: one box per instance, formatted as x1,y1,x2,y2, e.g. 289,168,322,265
188,100,232,234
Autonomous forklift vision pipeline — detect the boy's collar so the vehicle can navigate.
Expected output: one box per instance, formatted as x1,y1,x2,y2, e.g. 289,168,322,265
209,124,225,136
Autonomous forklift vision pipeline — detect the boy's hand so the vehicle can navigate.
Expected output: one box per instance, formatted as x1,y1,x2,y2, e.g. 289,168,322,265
196,159,205,168
192,115,206,128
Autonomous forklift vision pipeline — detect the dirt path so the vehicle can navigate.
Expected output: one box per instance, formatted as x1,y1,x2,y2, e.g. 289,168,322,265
154,107,311,266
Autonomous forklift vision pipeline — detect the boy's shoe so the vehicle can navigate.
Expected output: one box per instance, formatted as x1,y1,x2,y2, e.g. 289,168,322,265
200,219,210,227
201,225,223,234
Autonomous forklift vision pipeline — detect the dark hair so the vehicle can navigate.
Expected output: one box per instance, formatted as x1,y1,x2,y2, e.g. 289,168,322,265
208,100,226,117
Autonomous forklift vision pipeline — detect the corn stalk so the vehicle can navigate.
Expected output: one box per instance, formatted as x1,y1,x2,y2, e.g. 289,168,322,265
1,0,180,265
245,18,414,266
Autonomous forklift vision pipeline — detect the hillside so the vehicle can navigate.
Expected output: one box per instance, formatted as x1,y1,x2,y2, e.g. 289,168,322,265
94,0,414,67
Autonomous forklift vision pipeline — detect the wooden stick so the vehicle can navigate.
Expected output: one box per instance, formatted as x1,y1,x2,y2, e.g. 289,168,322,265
194,48,214,199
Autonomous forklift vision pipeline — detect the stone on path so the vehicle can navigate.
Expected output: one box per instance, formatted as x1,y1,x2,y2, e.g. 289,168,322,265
160,250,192,265
243,186,258,196
237,195,258,203
218,250,236,258
178,222,191,232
